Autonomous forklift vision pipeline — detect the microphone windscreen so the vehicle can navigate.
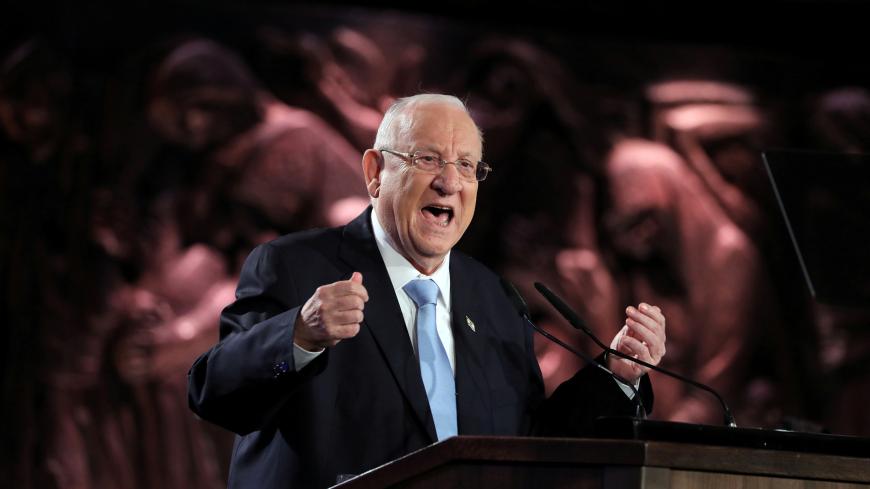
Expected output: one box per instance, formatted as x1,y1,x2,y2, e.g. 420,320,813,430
500,277,530,318
534,282,585,329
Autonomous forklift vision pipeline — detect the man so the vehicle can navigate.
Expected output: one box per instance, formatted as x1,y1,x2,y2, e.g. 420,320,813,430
188,94,666,489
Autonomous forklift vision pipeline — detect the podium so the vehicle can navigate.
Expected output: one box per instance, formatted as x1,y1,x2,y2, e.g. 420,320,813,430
332,433,870,488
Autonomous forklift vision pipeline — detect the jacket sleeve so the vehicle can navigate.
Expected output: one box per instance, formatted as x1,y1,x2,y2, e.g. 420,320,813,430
532,352,654,437
187,242,327,435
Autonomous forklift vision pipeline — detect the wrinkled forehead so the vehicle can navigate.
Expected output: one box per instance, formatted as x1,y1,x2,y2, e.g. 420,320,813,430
390,102,483,156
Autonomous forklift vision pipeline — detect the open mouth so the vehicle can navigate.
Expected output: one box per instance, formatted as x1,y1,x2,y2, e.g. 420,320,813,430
421,205,454,227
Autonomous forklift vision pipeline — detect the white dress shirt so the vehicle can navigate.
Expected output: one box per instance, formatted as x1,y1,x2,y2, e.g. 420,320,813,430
370,210,455,373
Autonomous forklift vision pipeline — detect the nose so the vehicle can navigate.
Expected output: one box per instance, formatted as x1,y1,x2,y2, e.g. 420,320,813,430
431,162,464,195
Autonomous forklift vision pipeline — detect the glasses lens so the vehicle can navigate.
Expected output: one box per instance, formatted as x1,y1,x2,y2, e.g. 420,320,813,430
476,162,491,181
412,151,441,172
454,159,477,180
410,151,489,182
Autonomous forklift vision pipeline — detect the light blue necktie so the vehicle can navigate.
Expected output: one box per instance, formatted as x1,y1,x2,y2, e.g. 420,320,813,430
403,278,457,440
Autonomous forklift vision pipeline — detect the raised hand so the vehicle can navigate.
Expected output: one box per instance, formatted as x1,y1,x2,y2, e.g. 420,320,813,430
606,303,667,382
294,272,369,350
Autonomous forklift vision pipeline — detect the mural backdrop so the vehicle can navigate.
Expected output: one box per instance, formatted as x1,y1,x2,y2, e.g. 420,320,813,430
2,3,869,488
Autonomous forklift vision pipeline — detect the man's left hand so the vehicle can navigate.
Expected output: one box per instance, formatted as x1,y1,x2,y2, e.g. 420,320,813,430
606,303,666,382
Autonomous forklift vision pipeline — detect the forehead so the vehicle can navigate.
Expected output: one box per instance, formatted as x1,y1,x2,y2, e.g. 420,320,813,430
394,102,482,156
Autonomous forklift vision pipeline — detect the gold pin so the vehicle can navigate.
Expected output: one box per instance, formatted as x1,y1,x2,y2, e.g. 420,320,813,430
466,315,476,333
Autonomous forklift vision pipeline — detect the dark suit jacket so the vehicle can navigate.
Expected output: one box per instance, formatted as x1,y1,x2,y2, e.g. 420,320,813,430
188,208,651,489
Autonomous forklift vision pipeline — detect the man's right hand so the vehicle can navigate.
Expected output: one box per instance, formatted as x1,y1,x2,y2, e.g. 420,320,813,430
294,272,368,351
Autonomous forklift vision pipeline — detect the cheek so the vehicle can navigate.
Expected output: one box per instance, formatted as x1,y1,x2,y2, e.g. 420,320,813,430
398,174,430,207
384,178,419,224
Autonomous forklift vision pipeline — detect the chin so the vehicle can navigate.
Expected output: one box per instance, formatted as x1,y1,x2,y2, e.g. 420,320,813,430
418,243,453,260
412,239,455,262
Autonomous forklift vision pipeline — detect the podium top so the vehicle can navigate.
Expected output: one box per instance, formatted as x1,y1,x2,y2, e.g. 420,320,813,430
333,432,870,488
593,416,870,458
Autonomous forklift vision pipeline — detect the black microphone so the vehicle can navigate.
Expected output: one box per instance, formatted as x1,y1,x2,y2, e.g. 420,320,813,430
534,281,738,428
500,278,646,419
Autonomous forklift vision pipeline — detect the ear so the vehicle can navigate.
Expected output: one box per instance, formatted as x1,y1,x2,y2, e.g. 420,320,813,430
362,149,383,198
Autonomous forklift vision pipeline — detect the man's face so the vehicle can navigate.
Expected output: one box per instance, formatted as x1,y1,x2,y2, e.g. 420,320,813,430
371,102,482,273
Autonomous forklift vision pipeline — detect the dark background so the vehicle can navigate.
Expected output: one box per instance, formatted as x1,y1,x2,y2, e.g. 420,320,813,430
3,2,870,488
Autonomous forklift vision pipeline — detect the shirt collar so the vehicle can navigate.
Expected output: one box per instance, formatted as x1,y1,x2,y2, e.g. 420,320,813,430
371,209,451,304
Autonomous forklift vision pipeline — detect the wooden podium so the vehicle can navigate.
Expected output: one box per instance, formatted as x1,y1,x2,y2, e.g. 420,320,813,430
332,435,870,488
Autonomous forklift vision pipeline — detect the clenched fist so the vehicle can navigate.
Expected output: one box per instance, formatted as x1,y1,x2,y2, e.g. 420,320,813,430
294,272,369,350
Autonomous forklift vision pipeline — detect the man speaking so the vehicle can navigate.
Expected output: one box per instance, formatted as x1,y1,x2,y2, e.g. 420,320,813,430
188,94,667,489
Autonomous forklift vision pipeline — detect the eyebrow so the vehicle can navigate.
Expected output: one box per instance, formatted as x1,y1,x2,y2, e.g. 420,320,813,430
415,146,478,159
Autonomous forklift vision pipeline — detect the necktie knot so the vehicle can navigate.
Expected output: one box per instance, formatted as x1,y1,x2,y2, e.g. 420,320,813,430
403,279,439,308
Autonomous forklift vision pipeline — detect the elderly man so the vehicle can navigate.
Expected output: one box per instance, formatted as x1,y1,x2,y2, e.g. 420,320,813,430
188,94,666,489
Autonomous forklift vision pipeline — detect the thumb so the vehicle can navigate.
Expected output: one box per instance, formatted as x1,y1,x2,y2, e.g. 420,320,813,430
611,325,628,350
349,271,363,284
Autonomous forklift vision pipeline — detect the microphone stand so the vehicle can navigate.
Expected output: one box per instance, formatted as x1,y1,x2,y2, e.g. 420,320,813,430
534,281,738,428
500,278,646,419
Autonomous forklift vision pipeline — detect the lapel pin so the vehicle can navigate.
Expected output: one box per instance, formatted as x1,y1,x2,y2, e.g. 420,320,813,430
465,315,476,333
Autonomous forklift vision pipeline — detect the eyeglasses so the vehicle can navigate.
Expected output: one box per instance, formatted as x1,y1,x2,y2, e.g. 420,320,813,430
379,149,492,182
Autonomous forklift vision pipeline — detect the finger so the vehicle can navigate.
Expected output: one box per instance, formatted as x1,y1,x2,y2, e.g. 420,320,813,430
344,278,370,302
620,335,655,365
330,323,361,340
327,309,365,326
639,303,666,329
624,311,664,344
626,305,665,342
624,316,666,360
611,339,647,375
623,317,659,350
345,272,367,301
616,338,649,369
609,324,628,350
626,305,662,334
327,280,370,302
329,294,366,312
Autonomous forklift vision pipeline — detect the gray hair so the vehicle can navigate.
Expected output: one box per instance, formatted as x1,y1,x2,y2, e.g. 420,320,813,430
373,93,483,151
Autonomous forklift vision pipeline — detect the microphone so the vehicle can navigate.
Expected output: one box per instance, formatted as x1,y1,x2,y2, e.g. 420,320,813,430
500,278,647,419
533,281,738,428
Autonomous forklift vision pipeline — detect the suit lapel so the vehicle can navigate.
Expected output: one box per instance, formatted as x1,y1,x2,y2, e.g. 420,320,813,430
338,208,438,443
450,255,495,434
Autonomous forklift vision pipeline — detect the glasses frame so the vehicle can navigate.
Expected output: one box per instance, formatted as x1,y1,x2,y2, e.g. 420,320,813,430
379,148,492,182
